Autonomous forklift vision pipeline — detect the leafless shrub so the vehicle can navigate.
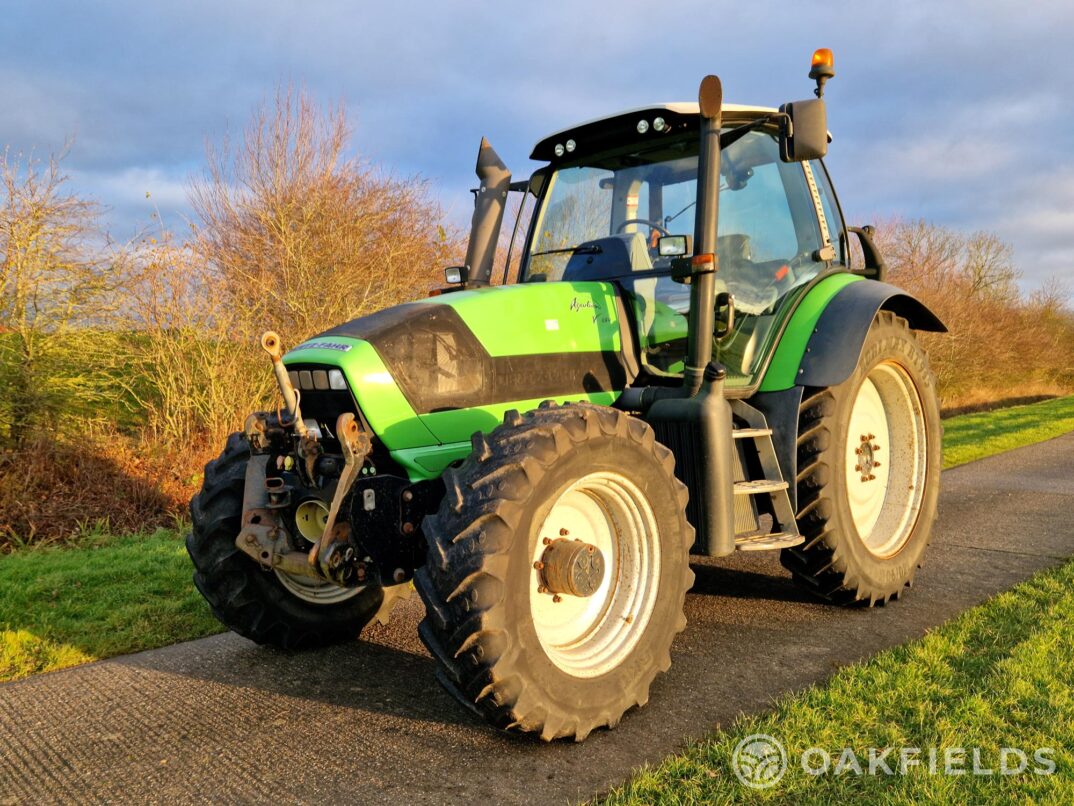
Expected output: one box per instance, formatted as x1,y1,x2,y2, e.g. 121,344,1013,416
0,147,127,445
118,234,273,447
188,85,460,348
871,219,1074,406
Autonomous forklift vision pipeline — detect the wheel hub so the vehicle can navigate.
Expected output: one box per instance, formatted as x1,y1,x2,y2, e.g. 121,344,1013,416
537,538,605,598
854,433,882,482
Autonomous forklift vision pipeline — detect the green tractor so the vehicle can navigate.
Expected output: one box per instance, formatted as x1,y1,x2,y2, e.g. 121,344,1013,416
188,51,944,741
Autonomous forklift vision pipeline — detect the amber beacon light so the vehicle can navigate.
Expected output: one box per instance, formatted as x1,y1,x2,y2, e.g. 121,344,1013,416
807,47,833,96
809,48,835,97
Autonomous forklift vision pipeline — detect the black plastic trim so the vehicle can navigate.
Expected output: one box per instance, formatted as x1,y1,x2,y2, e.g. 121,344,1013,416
797,281,947,388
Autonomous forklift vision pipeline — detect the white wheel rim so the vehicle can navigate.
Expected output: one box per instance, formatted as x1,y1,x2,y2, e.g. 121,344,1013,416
274,568,366,605
529,471,661,678
844,361,928,557
274,497,365,606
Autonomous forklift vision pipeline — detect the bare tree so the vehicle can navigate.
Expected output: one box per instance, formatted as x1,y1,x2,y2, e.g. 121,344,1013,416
0,148,119,444
189,85,460,347
872,218,1074,406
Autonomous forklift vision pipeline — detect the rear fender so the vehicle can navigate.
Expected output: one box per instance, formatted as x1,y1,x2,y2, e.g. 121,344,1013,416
796,280,946,388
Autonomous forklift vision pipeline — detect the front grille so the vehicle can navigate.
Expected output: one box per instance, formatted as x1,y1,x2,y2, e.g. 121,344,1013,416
284,363,361,453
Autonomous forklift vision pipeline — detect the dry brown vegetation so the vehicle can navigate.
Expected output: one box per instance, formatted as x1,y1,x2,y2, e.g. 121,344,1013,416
0,96,1071,548
0,87,461,547
871,219,1074,406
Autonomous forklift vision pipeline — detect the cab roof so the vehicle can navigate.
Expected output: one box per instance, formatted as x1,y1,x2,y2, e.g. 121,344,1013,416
531,103,778,162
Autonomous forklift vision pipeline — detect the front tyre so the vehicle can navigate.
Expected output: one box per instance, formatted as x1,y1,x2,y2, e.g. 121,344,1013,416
415,403,694,741
187,433,384,649
782,311,942,605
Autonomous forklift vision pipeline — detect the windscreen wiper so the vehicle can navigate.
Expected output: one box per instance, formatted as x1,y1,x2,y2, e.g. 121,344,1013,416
530,244,603,258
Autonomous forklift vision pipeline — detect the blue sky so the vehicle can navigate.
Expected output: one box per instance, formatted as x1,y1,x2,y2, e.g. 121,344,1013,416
3,0,1071,293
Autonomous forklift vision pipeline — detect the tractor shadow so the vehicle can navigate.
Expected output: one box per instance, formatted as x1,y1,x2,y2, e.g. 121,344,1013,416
119,598,491,733
688,554,818,604
116,563,813,737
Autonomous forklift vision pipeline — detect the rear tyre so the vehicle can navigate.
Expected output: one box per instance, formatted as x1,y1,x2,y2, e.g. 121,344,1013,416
781,312,941,605
414,402,694,741
187,433,384,649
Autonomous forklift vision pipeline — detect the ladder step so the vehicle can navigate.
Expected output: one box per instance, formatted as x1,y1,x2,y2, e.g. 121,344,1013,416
734,479,789,495
735,531,805,551
732,427,772,439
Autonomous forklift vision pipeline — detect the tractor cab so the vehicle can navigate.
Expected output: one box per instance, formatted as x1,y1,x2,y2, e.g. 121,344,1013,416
510,103,845,391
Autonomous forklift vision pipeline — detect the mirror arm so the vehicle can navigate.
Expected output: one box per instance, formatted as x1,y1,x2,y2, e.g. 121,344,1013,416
719,112,792,150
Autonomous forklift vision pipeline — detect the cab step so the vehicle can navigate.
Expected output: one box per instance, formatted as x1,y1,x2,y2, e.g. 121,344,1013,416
734,531,805,551
732,427,772,439
733,479,789,495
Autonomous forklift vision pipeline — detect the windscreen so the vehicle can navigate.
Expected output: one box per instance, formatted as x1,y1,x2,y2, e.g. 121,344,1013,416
520,129,834,386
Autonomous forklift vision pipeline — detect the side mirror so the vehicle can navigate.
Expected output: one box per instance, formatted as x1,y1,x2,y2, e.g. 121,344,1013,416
779,98,828,162
444,266,469,285
657,235,692,257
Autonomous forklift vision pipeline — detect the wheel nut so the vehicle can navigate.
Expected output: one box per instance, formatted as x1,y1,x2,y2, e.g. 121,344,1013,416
873,461,881,468
245,533,256,545
552,594,562,603
868,474,876,480
854,464,862,472
533,561,544,570
559,528,569,536
872,444,881,451
542,537,551,545
537,585,547,594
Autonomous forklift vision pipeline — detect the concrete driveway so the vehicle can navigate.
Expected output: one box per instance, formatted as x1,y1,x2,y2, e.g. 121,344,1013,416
2,433,1072,805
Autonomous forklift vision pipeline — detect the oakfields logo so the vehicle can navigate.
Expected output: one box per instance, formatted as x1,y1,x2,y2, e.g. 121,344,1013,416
731,734,1056,789
733,735,787,789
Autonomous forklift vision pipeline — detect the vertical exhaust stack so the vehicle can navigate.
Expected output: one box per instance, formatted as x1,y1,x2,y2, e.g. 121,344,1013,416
463,138,512,286
647,74,735,557
684,75,723,395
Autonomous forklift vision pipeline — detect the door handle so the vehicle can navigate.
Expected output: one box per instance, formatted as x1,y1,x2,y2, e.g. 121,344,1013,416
715,292,736,338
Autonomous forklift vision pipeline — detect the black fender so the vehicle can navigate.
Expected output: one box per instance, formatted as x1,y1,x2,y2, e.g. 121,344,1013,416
796,280,946,388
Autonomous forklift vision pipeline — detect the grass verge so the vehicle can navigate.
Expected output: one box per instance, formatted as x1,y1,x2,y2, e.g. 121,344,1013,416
598,556,1074,804
942,394,1074,468
0,529,222,682
0,395,1070,685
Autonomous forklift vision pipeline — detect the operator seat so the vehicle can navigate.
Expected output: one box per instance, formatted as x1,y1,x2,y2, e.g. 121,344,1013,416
561,232,652,281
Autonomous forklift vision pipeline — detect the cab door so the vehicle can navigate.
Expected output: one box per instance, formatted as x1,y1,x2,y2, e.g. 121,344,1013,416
710,131,839,389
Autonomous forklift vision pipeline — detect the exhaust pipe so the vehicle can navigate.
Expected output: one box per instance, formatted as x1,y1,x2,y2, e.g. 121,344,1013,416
463,138,512,286
683,75,723,396
646,75,735,557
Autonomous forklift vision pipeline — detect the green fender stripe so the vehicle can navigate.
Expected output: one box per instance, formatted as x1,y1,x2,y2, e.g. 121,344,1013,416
757,273,863,392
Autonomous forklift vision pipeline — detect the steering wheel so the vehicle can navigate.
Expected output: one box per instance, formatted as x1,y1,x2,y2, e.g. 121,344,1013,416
616,218,671,237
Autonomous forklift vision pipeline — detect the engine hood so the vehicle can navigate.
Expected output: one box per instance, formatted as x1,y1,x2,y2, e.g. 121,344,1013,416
284,281,630,452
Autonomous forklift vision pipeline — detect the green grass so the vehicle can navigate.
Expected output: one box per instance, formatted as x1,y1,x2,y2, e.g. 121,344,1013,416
0,395,1070,687
0,529,222,682
598,557,1074,805
942,395,1074,468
